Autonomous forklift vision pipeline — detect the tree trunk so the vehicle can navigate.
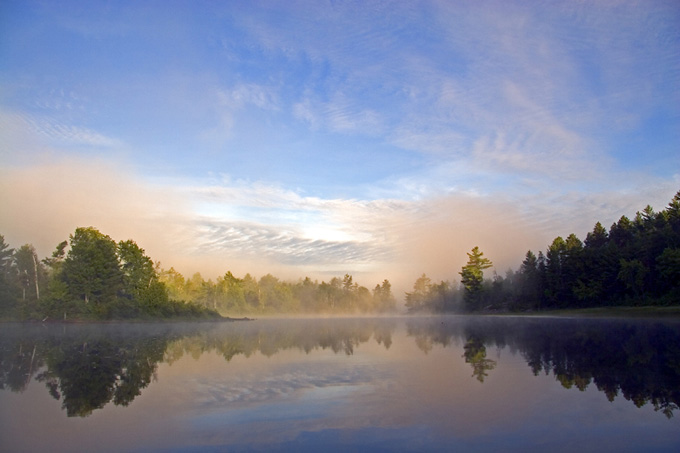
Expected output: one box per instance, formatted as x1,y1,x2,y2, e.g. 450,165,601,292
32,253,40,299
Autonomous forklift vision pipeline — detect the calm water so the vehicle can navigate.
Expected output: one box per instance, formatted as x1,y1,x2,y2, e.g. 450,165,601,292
1,316,679,452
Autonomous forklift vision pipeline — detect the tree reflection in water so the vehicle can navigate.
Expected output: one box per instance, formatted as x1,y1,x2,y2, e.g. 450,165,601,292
462,336,497,382
406,317,680,418
1,317,679,419
0,319,396,417
1,324,177,417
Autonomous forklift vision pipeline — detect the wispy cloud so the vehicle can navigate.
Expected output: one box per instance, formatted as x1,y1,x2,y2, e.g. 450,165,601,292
190,218,393,267
293,91,386,135
220,84,280,111
243,0,678,189
0,110,123,150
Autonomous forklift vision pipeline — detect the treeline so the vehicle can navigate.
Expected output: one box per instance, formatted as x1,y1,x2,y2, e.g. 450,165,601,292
0,227,396,321
406,190,680,312
158,269,396,315
0,227,220,320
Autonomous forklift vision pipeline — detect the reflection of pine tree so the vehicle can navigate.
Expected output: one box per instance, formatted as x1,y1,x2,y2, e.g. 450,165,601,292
405,317,680,418
462,337,497,382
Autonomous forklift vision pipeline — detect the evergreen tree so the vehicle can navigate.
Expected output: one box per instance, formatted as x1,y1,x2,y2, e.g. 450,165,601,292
373,279,396,312
0,235,15,274
405,274,432,313
667,190,680,238
545,237,568,307
585,222,608,248
459,247,493,311
0,235,17,315
517,251,540,310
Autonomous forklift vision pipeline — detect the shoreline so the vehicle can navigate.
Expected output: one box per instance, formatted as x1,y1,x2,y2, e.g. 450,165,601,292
483,306,680,318
0,316,254,324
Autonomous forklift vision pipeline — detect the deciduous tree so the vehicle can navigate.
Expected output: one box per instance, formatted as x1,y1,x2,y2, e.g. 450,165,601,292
61,227,123,308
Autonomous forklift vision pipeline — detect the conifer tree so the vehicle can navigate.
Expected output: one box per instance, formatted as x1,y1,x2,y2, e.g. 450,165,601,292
459,247,493,311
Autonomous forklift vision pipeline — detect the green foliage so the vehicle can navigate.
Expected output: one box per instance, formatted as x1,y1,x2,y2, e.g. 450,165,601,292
0,227,220,321
500,190,680,310
462,336,497,382
5,190,678,319
118,240,156,297
62,227,123,308
161,267,397,315
409,189,680,314
459,247,493,311
0,235,18,317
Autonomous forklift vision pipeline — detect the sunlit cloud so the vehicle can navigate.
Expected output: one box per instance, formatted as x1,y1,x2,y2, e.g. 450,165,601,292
190,218,393,267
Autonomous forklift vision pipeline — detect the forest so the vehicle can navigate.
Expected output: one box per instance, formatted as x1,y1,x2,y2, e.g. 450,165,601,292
405,190,680,312
0,227,396,321
0,227,222,321
1,190,678,320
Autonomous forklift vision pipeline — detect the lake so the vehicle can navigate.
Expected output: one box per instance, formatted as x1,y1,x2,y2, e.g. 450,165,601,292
1,316,679,452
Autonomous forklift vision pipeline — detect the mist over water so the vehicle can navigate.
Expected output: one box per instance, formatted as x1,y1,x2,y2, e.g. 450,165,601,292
1,316,678,452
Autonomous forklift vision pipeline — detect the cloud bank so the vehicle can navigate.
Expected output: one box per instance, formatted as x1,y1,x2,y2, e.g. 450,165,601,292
3,156,676,299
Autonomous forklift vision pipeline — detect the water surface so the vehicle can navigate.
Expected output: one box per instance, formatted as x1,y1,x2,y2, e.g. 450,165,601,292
1,316,679,452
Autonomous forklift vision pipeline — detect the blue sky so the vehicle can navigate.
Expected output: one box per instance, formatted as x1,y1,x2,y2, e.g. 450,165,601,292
1,0,679,290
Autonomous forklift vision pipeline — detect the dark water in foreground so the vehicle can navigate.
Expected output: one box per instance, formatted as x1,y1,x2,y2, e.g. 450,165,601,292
1,316,679,452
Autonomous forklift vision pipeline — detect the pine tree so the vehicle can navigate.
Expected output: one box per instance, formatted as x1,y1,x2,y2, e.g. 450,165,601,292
459,247,493,311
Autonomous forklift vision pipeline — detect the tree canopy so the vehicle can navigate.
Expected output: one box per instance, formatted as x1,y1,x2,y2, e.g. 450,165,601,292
0,227,219,321
0,227,396,321
404,190,680,313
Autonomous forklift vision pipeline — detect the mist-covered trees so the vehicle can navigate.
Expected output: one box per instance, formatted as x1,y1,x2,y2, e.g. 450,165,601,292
404,274,461,313
3,191,678,318
406,189,680,313
158,270,397,315
0,226,397,320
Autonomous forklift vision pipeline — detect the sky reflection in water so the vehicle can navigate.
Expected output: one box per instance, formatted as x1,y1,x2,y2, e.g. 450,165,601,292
1,317,679,452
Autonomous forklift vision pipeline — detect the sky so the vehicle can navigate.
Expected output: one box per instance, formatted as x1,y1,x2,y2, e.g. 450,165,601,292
1,0,679,295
